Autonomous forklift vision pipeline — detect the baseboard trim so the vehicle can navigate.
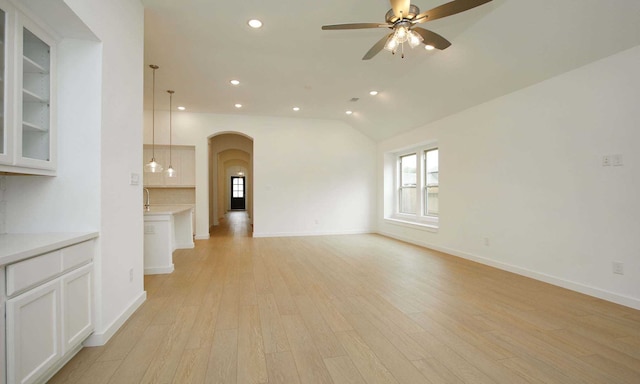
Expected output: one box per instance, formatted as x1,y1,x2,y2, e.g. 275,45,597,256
195,234,210,240
253,229,374,238
83,291,147,346
175,242,195,249
144,264,174,275
378,230,640,311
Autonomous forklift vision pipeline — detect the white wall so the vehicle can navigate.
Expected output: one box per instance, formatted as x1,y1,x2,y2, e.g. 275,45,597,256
379,45,640,309
59,0,145,344
145,113,377,238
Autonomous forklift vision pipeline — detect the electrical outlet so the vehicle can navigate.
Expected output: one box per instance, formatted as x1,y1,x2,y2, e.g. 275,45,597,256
612,154,623,166
612,262,624,275
484,237,490,246
129,268,134,282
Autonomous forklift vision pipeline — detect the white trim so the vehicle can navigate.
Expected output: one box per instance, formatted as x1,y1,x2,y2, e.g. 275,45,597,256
195,234,210,240
175,242,195,249
83,291,146,347
378,230,640,311
144,264,174,275
384,217,438,232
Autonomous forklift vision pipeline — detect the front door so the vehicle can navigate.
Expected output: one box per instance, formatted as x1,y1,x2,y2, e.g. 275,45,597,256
230,176,246,210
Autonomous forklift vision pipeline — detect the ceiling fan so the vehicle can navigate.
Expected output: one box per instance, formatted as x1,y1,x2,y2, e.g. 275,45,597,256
322,0,492,59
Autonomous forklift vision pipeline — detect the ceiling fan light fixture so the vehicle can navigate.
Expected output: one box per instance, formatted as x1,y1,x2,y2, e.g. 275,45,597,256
408,30,423,48
394,25,408,42
384,35,399,52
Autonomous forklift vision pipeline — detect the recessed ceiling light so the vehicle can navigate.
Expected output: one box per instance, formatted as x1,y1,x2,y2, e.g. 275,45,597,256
293,107,300,112
230,79,240,86
248,19,263,29
369,91,379,96
346,110,353,115
177,106,186,111
424,44,435,51
234,103,242,108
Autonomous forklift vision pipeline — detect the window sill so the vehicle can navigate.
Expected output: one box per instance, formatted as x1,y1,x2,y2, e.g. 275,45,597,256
384,217,439,233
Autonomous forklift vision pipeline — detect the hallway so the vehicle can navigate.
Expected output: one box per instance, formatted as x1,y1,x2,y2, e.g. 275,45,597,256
50,222,640,383
210,211,252,238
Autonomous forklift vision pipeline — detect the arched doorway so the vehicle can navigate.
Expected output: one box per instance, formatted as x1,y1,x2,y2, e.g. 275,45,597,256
208,132,254,232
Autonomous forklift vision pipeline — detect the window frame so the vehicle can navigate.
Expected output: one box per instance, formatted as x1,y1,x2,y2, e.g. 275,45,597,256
391,144,439,229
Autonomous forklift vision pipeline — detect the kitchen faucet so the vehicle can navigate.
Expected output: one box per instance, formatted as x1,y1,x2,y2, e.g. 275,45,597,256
144,188,150,210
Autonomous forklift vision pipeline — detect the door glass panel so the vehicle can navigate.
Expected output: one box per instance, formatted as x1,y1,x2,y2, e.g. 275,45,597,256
22,27,50,161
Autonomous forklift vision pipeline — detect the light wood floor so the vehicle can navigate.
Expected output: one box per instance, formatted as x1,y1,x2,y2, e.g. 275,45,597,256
50,211,640,383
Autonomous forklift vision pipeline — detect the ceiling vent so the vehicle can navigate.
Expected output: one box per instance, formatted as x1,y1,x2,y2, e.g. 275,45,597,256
350,97,360,102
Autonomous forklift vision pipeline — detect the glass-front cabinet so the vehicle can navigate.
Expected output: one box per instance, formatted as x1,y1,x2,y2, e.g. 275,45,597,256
0,1,57,175
0,6,7,165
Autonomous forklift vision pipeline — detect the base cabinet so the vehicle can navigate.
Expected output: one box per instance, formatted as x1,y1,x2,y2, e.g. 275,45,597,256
62,265,93,351
6,279,61,384
3,240,94,384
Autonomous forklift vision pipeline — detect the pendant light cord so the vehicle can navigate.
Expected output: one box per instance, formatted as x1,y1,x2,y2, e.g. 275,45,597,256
168,90,174,166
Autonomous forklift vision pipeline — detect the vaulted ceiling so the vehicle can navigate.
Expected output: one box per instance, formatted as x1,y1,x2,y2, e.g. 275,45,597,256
142,0,640,141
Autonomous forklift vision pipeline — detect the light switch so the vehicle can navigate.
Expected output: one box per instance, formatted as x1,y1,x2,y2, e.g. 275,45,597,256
602,155,611,166
130,173,140,185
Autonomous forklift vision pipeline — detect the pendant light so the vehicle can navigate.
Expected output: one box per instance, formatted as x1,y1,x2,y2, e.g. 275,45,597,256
166,90,177,178
144,64,163,173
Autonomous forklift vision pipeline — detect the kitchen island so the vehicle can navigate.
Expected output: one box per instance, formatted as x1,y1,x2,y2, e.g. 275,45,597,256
143,205,194,275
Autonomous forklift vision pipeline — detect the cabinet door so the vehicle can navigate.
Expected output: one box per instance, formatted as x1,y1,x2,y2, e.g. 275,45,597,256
62,263,93,352
6,279,62,384
14,14,56,171
0,3,12,166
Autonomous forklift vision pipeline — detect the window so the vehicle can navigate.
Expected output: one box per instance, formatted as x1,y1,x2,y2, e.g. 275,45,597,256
391,145,439,228
399,153,417,214
424,148,439,216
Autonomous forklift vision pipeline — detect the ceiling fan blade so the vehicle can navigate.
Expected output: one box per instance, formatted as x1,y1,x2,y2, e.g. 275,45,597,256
413,0,492,23
390,0,410,19
411,27,452,50
362,34,391,60
322,23,390,30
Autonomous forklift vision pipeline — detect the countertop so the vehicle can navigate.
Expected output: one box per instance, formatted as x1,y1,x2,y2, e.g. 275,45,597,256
143,205,193,216
0,232,99,267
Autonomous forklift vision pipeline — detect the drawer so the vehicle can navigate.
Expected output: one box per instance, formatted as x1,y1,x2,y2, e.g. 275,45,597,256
6,250,63,297
62,240,94,271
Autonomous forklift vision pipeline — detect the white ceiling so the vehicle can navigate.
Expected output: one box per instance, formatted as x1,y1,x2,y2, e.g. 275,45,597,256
142,0,640,141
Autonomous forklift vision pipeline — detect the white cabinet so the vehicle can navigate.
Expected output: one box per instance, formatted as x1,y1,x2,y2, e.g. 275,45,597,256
4,239,94,384
143,145,195,187
5,279,61,384
0,1,56,175
62,264,93,351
